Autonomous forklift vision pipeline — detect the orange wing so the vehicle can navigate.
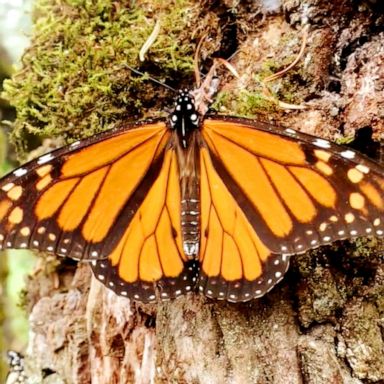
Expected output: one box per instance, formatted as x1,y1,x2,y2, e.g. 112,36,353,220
0,121,197,302
91,145,198,302
198,117,384,301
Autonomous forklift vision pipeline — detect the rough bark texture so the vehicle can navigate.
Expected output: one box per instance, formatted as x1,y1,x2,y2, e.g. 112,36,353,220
6,0,384,383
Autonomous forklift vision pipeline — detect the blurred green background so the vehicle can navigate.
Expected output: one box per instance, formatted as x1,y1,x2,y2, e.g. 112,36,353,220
0,1,34,381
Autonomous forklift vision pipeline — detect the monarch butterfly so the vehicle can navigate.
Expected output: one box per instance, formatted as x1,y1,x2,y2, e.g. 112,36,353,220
0,89,383,303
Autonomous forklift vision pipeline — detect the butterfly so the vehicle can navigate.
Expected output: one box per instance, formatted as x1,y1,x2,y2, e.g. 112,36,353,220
0,88,383,303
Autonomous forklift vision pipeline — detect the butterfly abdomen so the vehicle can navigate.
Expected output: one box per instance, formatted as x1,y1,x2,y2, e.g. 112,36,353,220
181,197,200,257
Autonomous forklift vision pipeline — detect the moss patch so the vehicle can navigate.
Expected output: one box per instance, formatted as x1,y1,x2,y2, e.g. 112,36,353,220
2,0,206,160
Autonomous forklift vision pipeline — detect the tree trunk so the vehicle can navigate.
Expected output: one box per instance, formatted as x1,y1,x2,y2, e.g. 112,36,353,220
3,0,384,383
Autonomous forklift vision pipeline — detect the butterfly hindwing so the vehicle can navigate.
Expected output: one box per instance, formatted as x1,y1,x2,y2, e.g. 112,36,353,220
198,143,289,301
91,144,199,302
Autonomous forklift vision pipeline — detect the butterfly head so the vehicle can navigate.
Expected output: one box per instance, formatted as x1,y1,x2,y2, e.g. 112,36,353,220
170,89,200,149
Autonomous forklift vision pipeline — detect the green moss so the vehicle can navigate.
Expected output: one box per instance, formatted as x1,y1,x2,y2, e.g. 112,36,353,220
335,136,354,145
2,0,200,160
211,56,305,117
211,89,277,117
236,90,277,116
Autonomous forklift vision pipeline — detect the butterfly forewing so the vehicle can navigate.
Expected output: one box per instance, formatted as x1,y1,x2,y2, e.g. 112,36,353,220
0,121,170,259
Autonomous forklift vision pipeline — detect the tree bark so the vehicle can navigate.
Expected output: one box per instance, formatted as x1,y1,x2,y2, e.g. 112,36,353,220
4,0,384,383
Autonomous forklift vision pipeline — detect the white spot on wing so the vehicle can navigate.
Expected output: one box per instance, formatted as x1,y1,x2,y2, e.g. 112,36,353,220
70,141,81,148
356,164,370,174
340,150,355,159
285,128,296,135
313,138,331,149
13,168,27,177
37,153,54,165
2,183,14,192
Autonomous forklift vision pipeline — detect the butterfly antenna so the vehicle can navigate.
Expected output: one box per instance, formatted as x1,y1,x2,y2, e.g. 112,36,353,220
123,63,177,93
194,34,207,88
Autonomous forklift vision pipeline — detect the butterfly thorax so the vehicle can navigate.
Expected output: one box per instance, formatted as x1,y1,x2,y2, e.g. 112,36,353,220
170,90,200,258
170,89,200,149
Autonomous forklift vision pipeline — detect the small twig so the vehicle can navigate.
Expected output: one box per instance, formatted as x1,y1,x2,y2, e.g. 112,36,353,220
139,19,161,62
263,24,309,83
261,87,306,110
257,25,309,110
215,58,240,80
